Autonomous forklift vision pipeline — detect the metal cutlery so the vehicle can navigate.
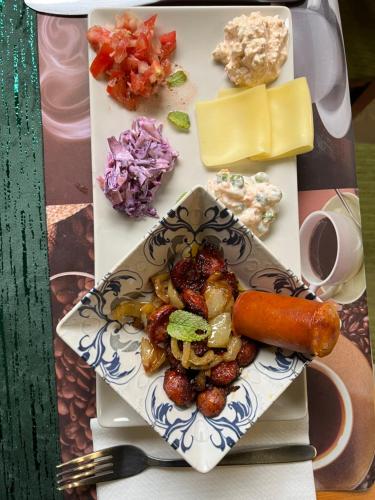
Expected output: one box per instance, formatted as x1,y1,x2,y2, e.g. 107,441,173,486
56,443,317,490
334,188,361,229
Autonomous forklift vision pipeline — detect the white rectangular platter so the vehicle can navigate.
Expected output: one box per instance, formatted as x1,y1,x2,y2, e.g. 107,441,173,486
88,5,306,427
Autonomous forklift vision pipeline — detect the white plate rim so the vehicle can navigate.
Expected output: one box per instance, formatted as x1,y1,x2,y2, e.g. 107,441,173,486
86,4,307,428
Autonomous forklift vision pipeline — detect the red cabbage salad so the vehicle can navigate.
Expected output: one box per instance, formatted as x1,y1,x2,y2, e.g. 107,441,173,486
98,117,178,218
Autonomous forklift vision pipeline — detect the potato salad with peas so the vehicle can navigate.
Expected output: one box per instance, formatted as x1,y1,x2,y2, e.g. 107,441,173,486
208,169,282,237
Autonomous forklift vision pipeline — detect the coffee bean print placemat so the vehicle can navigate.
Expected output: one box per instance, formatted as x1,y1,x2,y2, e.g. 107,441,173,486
1,4,373,499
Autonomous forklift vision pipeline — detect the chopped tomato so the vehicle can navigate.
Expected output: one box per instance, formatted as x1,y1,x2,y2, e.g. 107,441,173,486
107,77,138,110
134,32,152,62
115,12,139,32
87,26,111,52
90,43,113,78
144,14,157,30
119,55,139,74
129,72,144,94
137,60,150,74
160,31,176,59
161,58,172,77
107,68,123,80
130,72,154,98
150,60,164,83
88,12,177,110
111,29,131,64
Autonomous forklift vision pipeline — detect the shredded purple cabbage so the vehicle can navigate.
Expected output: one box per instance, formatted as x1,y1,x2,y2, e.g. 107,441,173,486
98,117,178,218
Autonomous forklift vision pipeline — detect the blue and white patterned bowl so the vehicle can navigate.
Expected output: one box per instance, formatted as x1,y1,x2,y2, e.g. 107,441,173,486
57,186,313,473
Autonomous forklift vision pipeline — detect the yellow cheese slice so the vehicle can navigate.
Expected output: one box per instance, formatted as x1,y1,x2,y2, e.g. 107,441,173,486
217,78,314,160
195,85,271,167
266,78,314,159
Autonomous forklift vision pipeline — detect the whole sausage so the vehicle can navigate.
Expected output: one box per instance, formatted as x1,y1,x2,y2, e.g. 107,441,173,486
233,291,340,357
210,361,240,386
197,387,226,417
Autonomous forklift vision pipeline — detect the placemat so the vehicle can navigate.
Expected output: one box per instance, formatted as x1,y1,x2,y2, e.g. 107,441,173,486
37,5,375,497
0,2,374,499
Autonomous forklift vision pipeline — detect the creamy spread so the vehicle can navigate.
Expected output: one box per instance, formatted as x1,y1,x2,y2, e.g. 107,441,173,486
208,169,282,237
212,12,288,87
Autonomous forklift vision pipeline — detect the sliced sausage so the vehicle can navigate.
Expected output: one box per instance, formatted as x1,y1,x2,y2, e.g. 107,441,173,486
236,338,258,367
197,387,226,417
196,243,225,279
163,369,195,407
170,258,204,292
147,304,176,344
210,360,240,387
181,289,208,319
220,270,239,298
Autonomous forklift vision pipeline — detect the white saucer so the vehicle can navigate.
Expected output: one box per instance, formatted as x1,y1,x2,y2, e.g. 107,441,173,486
321,192,366,305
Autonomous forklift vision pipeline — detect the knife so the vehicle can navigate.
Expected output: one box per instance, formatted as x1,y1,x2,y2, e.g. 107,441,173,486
24,0,303,16
222,444,317,465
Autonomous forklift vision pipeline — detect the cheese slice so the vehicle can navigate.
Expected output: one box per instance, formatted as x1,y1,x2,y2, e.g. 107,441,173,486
266,78,314,159
217,78,314,160
195,85,271,167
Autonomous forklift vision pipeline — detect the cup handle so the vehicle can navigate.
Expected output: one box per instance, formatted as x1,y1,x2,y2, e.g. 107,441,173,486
309,283,342,300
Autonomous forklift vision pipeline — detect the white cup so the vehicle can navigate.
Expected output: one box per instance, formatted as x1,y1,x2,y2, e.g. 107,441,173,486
300,210,363,299
311,361,353,470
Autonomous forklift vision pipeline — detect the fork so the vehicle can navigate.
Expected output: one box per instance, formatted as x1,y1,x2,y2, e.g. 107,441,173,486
56,444,317,490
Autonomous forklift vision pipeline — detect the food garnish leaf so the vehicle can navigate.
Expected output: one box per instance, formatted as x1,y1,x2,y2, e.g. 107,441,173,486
167,310,211,342
167,70,188,88
167,111,191,131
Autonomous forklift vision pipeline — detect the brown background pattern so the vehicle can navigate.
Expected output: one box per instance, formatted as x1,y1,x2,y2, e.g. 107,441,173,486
47,205,96,499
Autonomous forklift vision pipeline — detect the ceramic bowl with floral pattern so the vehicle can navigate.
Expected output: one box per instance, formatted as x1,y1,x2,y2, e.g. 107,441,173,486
57,186,313,473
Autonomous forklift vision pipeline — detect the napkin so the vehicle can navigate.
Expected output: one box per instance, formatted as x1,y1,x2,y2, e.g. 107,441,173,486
91,416,316,500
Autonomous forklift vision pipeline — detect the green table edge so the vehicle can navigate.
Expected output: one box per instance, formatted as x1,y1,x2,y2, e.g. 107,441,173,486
0,2,61,499
356,143,375,358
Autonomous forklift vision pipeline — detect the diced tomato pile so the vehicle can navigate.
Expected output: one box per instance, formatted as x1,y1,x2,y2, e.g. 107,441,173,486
87,12,176,110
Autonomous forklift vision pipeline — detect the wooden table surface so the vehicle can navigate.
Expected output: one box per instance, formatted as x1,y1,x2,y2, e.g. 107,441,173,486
318,489,375,499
